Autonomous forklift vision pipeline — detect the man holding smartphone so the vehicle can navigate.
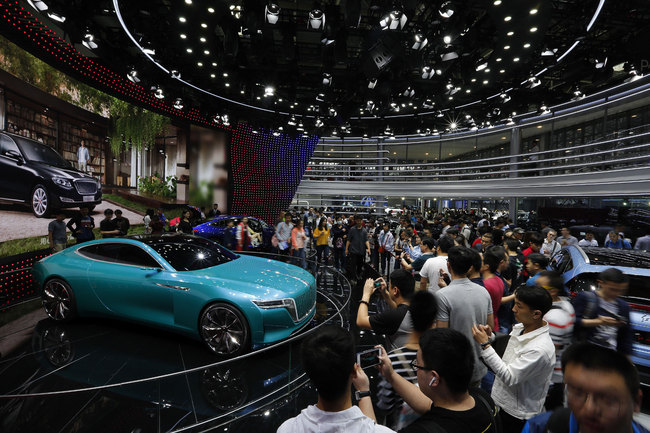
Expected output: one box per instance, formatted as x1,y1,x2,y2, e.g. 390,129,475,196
572,268,632,355
357,269,415,350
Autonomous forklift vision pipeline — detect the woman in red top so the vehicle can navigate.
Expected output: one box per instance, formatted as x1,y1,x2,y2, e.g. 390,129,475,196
235,217,251,251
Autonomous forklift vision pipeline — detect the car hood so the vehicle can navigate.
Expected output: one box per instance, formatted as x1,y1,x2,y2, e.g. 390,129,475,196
184,255,315,298
31,161,95,180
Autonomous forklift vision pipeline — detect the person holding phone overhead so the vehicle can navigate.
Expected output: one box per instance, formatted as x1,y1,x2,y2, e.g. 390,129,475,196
357,269,415,350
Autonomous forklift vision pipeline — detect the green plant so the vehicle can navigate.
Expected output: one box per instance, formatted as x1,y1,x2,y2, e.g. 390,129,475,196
138,173,178,198
109,99,169,154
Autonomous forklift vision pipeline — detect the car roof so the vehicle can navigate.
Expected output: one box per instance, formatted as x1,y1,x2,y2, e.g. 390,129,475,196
567,245,650,275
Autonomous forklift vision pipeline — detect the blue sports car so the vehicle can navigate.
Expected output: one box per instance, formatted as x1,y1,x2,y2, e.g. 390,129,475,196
31,234,316,356
193,215,275,249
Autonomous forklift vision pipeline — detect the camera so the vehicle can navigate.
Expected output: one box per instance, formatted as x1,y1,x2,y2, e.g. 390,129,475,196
357,347,382,369
373,279,382,290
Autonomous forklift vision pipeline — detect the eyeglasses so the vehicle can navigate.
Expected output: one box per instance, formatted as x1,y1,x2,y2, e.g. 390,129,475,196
410,359,431,371
566,384,622,416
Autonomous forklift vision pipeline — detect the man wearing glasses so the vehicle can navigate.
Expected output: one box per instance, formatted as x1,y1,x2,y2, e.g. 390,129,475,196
522,342,648,433
376,328,500,433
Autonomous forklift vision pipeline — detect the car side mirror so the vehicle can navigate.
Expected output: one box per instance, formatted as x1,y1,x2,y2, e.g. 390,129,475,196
5,149,23,164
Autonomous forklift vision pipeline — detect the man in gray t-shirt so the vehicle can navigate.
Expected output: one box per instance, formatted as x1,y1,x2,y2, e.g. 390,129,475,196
346,215,370,279
435,246,494,385
48,212,68,252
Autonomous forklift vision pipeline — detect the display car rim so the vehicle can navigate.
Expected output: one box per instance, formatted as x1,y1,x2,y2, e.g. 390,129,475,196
42,280,71,320
201,306,246,355
33,187,47,216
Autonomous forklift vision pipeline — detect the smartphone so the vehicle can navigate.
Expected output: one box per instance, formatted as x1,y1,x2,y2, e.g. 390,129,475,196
357,347,382,369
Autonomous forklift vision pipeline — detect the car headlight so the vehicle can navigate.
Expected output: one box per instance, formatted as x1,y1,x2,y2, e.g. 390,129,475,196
252,298,298,321
52,177,73,189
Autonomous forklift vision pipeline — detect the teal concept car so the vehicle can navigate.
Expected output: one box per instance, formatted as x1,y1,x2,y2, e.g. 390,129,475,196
31,234,317,356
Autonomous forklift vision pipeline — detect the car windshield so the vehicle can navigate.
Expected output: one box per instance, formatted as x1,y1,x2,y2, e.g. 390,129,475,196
583,248,650,269
16,137,71,168
145,235,239,271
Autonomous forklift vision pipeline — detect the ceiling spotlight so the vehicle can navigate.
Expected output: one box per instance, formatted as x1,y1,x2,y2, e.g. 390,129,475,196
308,9,325,30
328,107,337,117
423,99,435,109
529,8,538,14
47,12,66,22
322,72,332,86
173,98,184,110
493,0,502,5
475,60,488,71
412,32,428,50
368,79,377,89
504,16,512,22
265,3,281,25
221,114,230,126
27,0,48,12
264,85,275,97
506,117,515,126
82,32,98,50
436,110,444,118
384,125,393,136
525,75,541,88
443,35,452,45
500,92,511,102
126,69,140,83
439,1,455,18
366,100,376,111
594,57,608,69
449,121,458,130
625,67,642,83
403,87,415,98
440,45,458,62
540,104,550,114
541,47,557,57
171,70,181,79
571,88,585,101
380,7,407,30
152,86,164,99
421,66,437,79
315,117,324,128
287,115,297,126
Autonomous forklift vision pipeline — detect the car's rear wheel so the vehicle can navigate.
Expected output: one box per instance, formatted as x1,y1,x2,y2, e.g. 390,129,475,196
31,184,52,218
199,303,250,356
42,278,77,322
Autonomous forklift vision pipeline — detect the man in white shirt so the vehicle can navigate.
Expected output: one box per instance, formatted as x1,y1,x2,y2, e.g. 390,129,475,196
541,229,561,257
277,325,394,433
578,230,599,247
77,141,90,172
472,285,555,433
419,236,454,293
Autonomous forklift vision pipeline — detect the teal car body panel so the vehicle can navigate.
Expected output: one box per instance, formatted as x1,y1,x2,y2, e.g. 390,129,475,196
32,235,317,352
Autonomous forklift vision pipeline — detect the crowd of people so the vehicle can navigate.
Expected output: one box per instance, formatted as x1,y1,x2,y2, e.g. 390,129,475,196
274,207,649,433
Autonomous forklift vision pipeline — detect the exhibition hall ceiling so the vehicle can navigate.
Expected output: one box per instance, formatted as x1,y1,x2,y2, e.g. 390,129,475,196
7,0,650,137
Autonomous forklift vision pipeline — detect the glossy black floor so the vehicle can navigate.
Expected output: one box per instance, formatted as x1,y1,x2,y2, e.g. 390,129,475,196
0,254,392,433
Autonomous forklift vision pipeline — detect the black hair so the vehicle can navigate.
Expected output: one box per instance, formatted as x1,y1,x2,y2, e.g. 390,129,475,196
467,248,482,275
446,229,458,236
537,270,564,294
437,235,455,253
420,328,474,394
104,208,113,215
528,233,543,246
421,237,435,250
562,342,640,399
599,267,629,284
301,325,355,401
447,246,474,276
390,268,415,299
409,291,438,333
484,246,506,273
505,238,520,252
585,230,595,236
115,209,123,215
527,253,549,269
514,285,553,316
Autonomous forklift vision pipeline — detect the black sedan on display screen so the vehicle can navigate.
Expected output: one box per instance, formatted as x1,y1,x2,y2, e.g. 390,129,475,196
0,132,102,217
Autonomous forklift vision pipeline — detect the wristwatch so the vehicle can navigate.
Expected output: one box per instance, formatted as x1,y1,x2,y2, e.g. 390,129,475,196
355,390,371,400
480,341,491,349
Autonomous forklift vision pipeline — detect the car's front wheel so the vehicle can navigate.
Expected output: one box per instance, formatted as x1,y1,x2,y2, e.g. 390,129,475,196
31,184,53,218
42,278,77,322
199,303,250,357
